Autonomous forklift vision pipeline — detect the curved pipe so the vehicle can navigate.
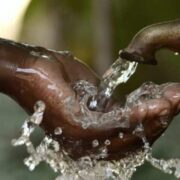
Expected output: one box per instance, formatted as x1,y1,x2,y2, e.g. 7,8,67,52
0,38,179,160
120,19,180,64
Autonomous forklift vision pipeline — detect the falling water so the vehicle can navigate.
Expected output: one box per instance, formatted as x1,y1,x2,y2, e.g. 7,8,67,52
89,56,138,111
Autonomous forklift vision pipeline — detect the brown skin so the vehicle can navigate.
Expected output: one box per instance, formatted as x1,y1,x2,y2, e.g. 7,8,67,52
0,37,179,160
120,19,180,65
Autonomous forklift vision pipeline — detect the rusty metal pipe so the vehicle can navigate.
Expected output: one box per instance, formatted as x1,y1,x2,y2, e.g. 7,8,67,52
120,19,180,64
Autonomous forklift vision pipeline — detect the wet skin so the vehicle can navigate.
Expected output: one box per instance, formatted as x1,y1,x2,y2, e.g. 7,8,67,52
0,21,180,160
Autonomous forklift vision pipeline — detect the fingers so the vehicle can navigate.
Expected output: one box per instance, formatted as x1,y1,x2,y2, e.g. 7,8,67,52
121,83,180,142
102,83,180,159
162,83,180,114
129,98,171,125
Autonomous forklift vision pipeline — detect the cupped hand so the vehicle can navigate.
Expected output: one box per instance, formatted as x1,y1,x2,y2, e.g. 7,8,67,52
0,38,179,160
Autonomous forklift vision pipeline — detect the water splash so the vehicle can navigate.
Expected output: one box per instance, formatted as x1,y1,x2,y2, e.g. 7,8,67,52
12,99,180,179
72,80,163,130
12,101,45,147
72,80,131,129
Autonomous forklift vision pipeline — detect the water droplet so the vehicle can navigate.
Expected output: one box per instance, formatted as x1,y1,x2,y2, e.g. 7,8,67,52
99,147,108,159
104,139,111,146
119,132,124,139
92,139,99,147
54,127,62,135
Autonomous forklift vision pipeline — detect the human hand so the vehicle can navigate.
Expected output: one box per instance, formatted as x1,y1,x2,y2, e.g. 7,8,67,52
0,38,179,160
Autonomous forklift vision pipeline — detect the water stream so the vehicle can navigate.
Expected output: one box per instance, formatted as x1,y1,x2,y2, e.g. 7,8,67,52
88,57,138,111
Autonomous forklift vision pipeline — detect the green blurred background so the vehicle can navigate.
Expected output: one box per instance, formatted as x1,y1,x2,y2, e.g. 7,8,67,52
0,0,180,179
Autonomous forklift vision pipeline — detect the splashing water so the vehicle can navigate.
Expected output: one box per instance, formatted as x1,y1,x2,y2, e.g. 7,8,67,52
89,57,138,111
72,80,131,129
10,48,180,180
12,98,180,179
72,80,163,130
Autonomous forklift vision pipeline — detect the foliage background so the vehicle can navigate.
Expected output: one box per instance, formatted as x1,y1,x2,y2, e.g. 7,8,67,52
0,0,180,179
